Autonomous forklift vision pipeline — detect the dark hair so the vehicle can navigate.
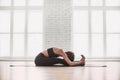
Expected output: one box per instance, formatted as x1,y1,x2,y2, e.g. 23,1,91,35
65,51,75,61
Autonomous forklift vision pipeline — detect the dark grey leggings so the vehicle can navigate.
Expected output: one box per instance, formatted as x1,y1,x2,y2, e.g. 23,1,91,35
34,53,68,66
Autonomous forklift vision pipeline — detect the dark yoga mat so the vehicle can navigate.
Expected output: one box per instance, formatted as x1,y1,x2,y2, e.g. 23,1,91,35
9,65,107,67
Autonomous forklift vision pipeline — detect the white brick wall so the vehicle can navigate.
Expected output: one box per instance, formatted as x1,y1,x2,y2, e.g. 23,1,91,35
43,0,72,51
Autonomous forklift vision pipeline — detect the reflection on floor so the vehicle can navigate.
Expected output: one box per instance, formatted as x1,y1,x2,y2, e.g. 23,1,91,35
0,61,120,80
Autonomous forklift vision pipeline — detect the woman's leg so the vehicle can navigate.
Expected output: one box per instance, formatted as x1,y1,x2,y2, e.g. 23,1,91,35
43,57,68,66
35,56,68,66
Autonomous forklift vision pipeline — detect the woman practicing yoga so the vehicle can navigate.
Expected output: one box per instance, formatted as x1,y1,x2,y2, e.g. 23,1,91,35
34,47,85,66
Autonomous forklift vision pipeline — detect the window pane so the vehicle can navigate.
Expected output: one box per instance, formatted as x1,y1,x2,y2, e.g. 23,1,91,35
106,11,120,33
73,34,89,59
28,34,42,57
73,10,88,33
13,34,25,57
0,10,10,32
73,0,88,6
0,34,10,57
107,34,120,57
91,10,103,33
91,0,103,6
106,0,120,6
14,0,25,6
28,0,43,6
0,0,11,6
13,10,25,33
91,34,104,57
28,10,43,33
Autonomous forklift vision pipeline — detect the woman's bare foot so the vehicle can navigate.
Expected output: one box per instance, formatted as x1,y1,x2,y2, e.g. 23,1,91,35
81,55,85,60
79,55,85,66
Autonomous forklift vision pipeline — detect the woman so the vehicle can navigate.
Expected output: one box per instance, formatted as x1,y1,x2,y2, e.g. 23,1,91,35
34,47,85,66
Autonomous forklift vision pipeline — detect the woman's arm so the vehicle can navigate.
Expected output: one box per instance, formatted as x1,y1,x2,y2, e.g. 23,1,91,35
54,48,84,66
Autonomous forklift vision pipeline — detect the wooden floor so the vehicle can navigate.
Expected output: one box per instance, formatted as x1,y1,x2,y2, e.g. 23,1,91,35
0,61,120,80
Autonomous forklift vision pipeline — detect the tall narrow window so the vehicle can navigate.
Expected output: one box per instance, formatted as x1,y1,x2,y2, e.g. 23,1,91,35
0,10,10,57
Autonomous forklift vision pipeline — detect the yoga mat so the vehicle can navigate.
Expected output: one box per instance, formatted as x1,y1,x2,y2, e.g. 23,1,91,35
9,65,107,67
